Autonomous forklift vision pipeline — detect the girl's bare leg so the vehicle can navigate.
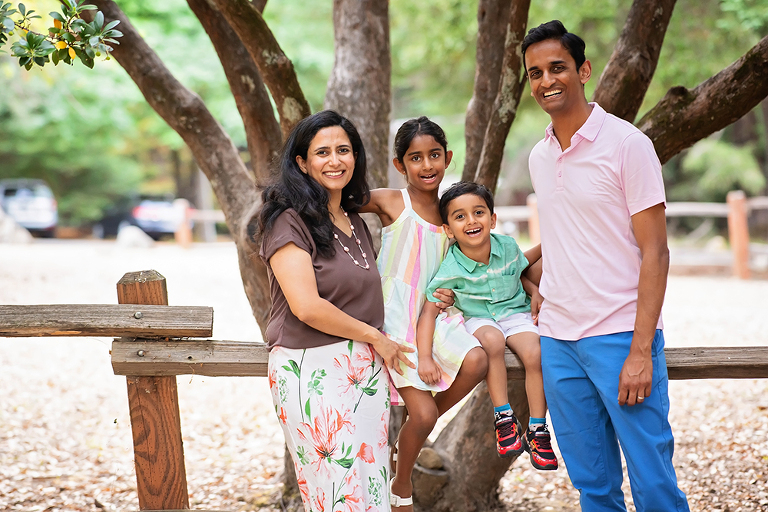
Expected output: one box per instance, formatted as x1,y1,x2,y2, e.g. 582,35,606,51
391,387,438,511
434,346,488,416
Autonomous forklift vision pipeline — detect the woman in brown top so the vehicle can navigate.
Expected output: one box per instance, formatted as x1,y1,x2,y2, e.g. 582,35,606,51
255,110,414,512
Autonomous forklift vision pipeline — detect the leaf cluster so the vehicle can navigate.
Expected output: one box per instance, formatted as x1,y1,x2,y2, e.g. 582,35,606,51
0,0,121,69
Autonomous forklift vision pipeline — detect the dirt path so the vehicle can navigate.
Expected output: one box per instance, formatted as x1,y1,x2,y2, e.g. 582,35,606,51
1,240,766,511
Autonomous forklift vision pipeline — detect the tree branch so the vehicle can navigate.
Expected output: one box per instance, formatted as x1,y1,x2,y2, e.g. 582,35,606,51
187,0,281,186
87,0,272,331
211,0,311,138
638,35,768,164
593,0,677,122
462,0,512,182
473,0,530,192
324,0,391,187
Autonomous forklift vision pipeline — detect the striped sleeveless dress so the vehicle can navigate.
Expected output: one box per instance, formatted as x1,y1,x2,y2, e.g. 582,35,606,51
377,189,480,405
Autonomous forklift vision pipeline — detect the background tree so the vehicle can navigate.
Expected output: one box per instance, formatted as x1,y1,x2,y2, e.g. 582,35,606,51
2,0,768,509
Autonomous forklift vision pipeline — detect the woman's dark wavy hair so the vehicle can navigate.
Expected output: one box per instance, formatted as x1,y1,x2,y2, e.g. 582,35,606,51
521,20,586,72
253,110,370,258
393,116,448,164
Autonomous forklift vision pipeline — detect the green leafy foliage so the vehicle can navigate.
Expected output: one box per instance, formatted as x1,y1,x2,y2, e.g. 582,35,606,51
0,0,121,69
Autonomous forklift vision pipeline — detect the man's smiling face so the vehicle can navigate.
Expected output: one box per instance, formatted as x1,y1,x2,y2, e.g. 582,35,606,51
524,38,591,117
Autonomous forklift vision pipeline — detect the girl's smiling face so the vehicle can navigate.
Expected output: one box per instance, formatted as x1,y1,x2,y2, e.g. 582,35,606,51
394,134,452,192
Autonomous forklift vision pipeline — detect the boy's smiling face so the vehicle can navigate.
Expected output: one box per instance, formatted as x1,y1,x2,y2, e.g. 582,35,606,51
443,193,497,256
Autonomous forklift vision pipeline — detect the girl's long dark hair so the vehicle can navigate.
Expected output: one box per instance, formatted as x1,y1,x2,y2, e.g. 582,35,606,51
254,110,370,258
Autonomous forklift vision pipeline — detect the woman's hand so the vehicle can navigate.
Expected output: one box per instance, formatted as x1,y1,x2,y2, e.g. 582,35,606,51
371,332,416,375
418,356,442,386
432,288,455,310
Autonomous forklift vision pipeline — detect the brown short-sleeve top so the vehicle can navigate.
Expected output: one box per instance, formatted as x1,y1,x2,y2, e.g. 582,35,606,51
259,208,385,350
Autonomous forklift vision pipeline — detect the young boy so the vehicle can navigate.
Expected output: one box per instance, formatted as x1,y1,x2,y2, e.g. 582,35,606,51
416,181,557,471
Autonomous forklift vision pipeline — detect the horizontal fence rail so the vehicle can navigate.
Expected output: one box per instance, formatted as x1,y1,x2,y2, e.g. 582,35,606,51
0,304,213,338
111,339,768,380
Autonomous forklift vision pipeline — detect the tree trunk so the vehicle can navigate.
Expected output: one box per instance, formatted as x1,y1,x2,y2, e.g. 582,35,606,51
592,0,677,123
410,380,530,511
324,0,391,189
637,34,768,164
187,0,282,185
473,0,531,192
462,0,512,182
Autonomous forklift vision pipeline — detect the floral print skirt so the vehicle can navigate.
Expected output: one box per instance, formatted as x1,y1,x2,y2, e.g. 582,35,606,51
269,340,391,512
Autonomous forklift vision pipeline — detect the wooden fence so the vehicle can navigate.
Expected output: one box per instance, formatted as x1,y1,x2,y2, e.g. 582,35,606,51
2,270,768,510
495,192,768,280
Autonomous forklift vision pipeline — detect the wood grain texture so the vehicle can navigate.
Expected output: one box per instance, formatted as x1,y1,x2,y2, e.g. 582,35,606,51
112,341,768,380
117,271,189,511
0,304,213,338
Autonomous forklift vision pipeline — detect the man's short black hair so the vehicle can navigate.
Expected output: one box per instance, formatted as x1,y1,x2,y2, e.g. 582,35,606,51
522,20,586,72
439,181,494,224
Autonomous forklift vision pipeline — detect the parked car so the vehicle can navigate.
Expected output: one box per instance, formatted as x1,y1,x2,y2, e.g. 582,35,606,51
0,179,58,237
93,194,185,240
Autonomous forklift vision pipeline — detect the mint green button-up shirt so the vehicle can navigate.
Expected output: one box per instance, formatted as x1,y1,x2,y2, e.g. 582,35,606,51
426,233,530,319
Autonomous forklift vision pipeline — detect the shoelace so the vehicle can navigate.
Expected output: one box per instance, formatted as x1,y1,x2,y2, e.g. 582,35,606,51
496,417,516,438
530,429,552,451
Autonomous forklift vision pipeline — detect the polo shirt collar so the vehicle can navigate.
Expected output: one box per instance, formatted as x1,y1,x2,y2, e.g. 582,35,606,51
544,102,607,144
452,234,503,272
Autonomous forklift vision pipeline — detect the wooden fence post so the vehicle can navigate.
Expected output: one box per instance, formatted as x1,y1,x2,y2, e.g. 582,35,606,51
526,193,540,246
726,190,751,280
117,270,189,510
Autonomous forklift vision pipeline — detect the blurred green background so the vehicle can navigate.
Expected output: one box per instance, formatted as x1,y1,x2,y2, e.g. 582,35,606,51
0,0,766,228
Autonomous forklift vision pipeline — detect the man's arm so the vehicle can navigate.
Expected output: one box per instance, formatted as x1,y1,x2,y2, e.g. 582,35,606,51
618,202,669,406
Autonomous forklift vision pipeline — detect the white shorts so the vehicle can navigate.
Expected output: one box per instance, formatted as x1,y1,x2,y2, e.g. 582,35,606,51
464,312,539,339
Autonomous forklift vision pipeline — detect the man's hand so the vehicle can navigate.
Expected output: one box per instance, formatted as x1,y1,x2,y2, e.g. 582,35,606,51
432,288,455,310
418,356,442,386
618,349,653,406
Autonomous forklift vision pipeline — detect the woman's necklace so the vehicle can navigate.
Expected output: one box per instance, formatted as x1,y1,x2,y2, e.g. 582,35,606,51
333,210,370,270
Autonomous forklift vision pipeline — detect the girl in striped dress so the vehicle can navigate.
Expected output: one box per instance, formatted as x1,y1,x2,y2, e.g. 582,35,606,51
360,117,488,511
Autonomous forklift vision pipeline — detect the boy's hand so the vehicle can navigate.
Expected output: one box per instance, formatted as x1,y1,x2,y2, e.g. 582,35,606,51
432,288,455,310
530,288,544,325
418,356,442,386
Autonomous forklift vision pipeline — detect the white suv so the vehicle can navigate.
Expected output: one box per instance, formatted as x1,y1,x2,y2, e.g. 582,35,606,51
0,179,58,237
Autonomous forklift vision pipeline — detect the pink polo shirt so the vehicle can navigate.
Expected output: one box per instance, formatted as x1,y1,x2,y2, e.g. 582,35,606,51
529,103,665,341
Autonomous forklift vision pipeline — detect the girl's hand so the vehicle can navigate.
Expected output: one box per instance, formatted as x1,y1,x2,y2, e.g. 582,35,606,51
530,288,544,325
371,332,416,375
418,356,442,386
432,288,455,310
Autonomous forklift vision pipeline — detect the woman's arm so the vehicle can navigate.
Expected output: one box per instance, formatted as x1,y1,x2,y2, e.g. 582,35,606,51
270,242,415,374
415,300,442,385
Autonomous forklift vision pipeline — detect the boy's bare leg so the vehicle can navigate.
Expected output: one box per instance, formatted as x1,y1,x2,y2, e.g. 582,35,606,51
434,346,488,416
473,326,509,407
506,331,547,419
392,387,438,511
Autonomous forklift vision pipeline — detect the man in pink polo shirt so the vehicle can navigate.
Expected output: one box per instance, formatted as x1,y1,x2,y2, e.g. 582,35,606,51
523,20,689,511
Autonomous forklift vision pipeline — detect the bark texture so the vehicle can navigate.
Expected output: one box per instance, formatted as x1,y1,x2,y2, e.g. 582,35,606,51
462,0,512,182
638,34,768,164
211,0,311,138
411,381,530,511
187,0,281,185
473,0,531,192
593,0,677,122
324,0,391,188
88,1,271,330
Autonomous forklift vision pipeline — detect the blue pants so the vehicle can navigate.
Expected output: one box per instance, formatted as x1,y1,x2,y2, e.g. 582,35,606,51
541,330,689,512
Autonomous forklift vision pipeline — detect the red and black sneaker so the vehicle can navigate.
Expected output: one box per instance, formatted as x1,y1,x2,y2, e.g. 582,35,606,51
494,411,525,458
524,424,558,470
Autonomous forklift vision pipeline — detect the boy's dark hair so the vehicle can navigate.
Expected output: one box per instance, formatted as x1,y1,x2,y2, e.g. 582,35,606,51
521,20,586,72
393,116,448,163
439,181,494,224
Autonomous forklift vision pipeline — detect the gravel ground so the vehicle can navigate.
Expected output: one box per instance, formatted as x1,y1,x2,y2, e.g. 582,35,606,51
0,239,766,512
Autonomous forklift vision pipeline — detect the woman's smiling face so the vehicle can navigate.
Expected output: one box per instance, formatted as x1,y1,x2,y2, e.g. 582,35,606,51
297,125,356,195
